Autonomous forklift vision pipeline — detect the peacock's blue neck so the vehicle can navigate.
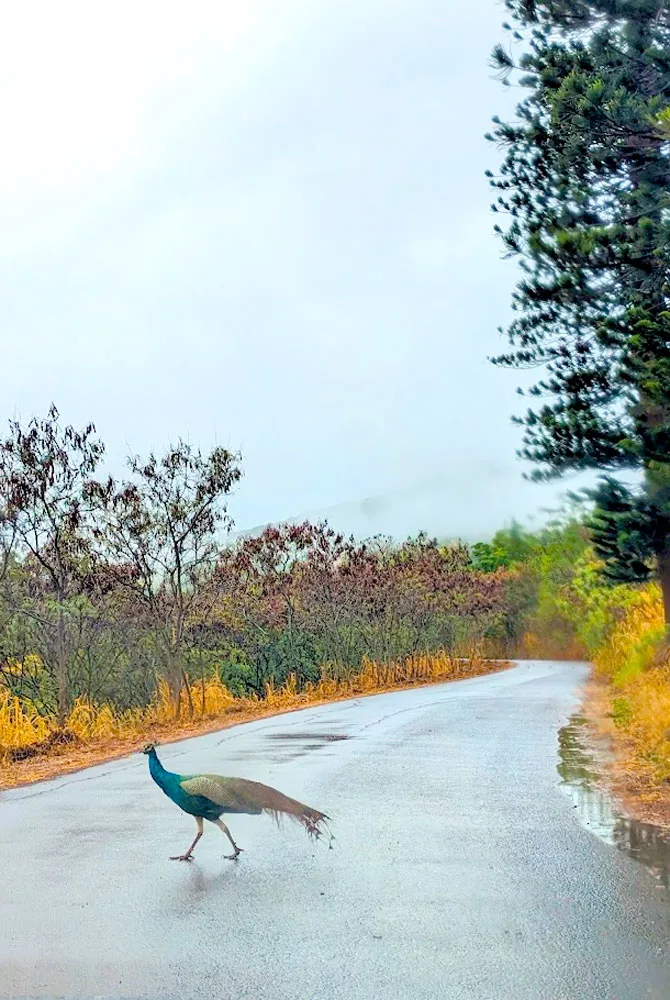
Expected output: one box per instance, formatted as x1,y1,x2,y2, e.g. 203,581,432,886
148,749,177,794
147,748,204,814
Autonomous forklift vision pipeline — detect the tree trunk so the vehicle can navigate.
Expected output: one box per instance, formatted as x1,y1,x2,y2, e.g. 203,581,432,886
646,459,670,633
658,545,670,634
56,607,69,728
181,667,194,718
165,648,182,720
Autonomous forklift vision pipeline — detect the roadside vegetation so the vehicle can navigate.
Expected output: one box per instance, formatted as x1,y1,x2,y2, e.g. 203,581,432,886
476,520,670,815
486,0,670,821
0,406,667,804
0,408,512,787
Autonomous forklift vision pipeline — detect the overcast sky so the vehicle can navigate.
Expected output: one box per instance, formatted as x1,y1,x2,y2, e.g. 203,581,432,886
0,0,590,541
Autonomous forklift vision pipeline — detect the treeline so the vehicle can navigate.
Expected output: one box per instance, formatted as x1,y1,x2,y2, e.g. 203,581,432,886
0,408,513,724
470,518,593,659
478,516,670,796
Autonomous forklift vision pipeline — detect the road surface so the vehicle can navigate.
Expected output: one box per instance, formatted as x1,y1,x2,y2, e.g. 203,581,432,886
2,660,670,999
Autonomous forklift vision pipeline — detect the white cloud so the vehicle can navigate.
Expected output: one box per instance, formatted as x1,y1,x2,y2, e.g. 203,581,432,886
0,0,569,540
0,2,261,185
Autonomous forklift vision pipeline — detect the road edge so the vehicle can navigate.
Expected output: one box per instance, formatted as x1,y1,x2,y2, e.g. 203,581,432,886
0,658,512,792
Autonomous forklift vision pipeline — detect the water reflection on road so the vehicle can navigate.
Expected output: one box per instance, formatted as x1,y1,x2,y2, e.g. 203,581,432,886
558,715,670,887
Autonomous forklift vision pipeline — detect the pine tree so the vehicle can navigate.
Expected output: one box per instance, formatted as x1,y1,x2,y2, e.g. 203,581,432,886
488,0,670,622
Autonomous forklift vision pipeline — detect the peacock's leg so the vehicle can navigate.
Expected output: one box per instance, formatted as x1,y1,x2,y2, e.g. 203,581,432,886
170,816,203,861
214,817,243,860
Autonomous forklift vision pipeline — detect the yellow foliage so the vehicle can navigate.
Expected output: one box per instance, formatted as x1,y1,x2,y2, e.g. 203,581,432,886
521,632,541,657
590,583,670,786
593,584,666,685
0,691,50,748
0,654,45,680
617,661,670,782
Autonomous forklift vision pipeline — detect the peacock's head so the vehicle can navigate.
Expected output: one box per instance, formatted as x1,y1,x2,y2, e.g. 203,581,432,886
141,742,157,755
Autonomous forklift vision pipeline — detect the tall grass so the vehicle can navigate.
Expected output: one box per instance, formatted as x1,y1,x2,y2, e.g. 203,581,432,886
594,584,666,685
590,584,670,786
0,650,502,783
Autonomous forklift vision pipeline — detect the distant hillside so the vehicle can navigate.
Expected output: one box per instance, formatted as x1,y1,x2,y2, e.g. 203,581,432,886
231,467,596,545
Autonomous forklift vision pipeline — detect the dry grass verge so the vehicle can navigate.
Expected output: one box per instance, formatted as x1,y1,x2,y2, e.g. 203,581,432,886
0,651,510,790
581,678,670,829
573,586,670,828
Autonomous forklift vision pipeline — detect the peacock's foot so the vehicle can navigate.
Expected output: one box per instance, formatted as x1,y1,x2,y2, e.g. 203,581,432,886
223,847,243,861
170,853,194,862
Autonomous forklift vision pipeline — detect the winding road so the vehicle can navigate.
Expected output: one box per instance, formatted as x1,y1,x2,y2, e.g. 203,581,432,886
2,660,670,999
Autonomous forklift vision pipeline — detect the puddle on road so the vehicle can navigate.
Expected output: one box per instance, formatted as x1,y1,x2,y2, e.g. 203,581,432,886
263,732,350,760
266,733,350,742
227,731,351,764
558,715,670,887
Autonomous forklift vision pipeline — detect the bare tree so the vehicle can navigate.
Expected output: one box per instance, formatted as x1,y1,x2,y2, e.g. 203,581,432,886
0,405,104,723
90,441,241,715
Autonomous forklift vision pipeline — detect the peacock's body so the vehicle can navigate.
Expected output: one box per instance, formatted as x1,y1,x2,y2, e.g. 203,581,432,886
143,743,330,861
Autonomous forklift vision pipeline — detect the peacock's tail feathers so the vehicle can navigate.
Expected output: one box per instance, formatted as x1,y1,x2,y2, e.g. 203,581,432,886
258,788,331,842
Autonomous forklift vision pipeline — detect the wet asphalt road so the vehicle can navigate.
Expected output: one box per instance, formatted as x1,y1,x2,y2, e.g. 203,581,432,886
2,660,670,999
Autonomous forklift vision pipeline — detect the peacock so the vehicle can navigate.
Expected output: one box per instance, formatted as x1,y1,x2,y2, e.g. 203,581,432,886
142,743,331,861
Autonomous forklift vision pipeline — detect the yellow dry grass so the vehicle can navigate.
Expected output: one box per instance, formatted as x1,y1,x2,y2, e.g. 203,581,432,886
617,662,670,783
593,583,666,685
581,584,670,818
516,630,585,660
0,650,508,789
